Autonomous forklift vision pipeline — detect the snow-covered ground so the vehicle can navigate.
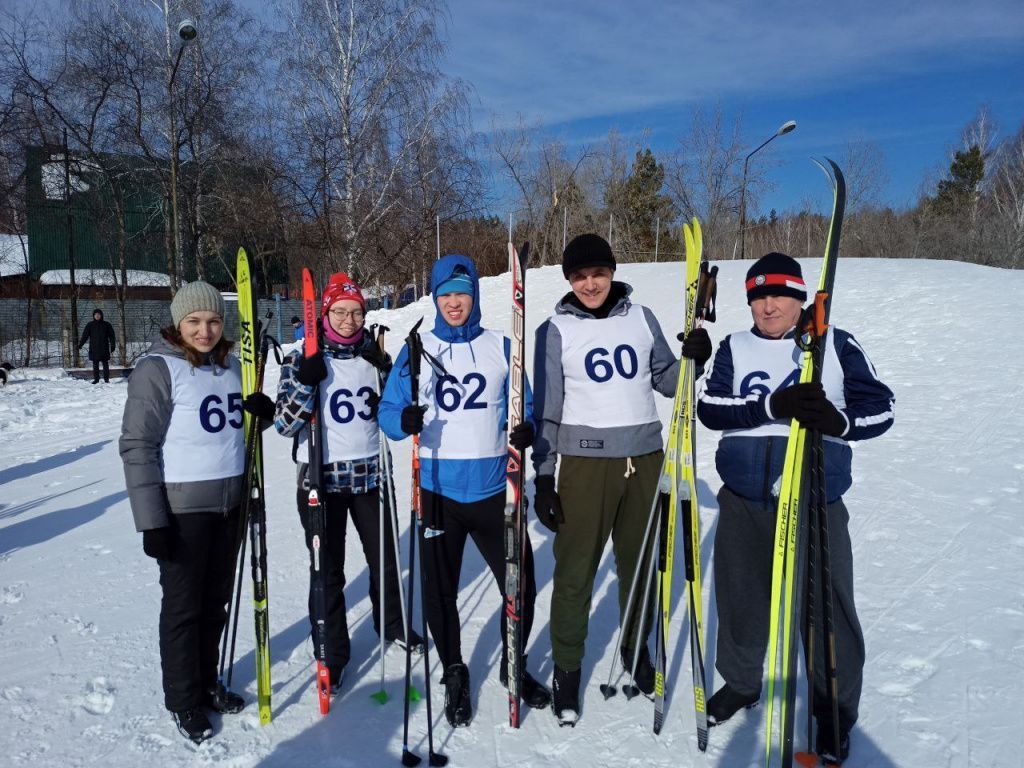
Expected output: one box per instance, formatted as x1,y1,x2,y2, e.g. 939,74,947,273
1,258,1022,767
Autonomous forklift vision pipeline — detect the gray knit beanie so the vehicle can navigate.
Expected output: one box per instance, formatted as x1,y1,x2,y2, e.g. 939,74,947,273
170,281,226,327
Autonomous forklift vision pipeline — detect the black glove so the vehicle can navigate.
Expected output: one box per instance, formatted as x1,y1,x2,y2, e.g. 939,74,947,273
401,404,426,435
770,382,846,437
677,327,712,366
295,353,328,387
509,421,535,451
366,390,381,419
360,343,392,374
142,527,174,560
533,475,564,533
242,392,276,421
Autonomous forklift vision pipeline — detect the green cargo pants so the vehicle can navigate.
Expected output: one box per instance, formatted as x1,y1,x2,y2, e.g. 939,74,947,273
550,450,663,672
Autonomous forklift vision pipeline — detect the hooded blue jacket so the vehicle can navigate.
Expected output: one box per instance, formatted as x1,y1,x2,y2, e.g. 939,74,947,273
378,254,535,503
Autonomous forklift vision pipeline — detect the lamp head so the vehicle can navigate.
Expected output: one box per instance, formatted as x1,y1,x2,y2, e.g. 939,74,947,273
777,120,797,136
177,19,198,43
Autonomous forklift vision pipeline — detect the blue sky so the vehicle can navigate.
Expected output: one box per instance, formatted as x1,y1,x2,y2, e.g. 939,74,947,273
13,0,1022,216
441,0,1024,214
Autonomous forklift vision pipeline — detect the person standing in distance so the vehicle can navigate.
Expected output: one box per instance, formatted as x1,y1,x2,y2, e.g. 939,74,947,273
79,307,116,383
378,254,550,728
530,233,712,725
696,252,894,764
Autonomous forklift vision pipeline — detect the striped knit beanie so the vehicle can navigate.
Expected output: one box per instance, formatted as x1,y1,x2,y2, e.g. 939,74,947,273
745,252,807,304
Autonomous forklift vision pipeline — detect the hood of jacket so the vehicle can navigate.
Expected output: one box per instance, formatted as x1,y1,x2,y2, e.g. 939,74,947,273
144,334,186,359
430,254,483,342
554,280,633,319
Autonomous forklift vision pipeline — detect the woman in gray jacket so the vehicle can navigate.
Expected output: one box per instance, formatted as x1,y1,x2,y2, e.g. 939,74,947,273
120,282,268,744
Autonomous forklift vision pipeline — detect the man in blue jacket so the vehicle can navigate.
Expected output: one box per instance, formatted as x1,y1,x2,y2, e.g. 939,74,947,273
697,252,894,765
379,254,550,728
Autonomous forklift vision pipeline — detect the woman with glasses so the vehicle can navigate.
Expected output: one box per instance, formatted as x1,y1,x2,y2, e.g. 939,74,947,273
268,272,425,695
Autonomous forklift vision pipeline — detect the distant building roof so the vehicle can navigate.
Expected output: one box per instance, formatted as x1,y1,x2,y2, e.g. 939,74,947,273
39,269,171,287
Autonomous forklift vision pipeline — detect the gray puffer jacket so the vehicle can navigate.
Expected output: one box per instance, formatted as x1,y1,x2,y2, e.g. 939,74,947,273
119,335,244,532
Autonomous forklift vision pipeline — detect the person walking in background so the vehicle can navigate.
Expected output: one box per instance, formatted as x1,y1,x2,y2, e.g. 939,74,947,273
79,307,116,383
291,315,304,342
696,252,894,764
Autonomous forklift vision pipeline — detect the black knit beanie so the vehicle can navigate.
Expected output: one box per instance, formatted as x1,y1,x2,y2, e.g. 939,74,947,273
745,252,807,304
562,233,616,279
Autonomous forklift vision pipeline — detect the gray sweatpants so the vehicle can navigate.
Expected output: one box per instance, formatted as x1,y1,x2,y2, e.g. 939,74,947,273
713,485,865,730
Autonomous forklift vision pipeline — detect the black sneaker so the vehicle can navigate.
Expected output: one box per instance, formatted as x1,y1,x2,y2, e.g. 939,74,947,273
173,708,213,744
387,628,426,655
499,655,552,710
816,721,850,765
442,663,472,727
204,683,245,714
707,683,759,726
620,646,656,697
552,665,581,726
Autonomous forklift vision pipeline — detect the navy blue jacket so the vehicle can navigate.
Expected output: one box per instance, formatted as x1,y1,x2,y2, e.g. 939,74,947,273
697,325,894,502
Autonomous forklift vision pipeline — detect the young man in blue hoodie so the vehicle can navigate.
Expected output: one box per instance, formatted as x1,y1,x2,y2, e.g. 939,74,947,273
379,254,551,728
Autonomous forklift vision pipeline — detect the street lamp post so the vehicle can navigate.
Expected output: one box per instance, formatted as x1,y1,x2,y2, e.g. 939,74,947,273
738,119,797,260
168,19,197,293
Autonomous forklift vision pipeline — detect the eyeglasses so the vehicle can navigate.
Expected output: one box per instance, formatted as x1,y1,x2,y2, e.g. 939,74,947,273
328,308,364,321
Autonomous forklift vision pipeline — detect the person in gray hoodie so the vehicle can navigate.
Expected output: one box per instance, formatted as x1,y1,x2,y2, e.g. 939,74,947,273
119,281,273,744
531,234,711,725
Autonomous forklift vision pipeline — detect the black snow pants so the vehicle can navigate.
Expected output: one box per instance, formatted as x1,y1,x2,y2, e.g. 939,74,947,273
295,487,405,680
418,487,537,672
157,508,240,712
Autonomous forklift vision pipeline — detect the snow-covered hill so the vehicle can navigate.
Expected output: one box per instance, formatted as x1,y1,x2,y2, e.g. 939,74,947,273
1,258,1022,767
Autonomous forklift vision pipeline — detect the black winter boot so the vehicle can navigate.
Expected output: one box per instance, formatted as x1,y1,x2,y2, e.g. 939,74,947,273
205,683,245,714
442,663,472,727
386,627,426,655
173,708,214,744
499,654,552,709
707,683,760,726
815,720,850,765
621,646,656,697
552,665,581,726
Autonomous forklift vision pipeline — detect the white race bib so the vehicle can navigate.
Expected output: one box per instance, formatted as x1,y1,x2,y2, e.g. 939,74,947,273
417,330,508,460
297,355,381,462
552,306,660,429
156,354,245,482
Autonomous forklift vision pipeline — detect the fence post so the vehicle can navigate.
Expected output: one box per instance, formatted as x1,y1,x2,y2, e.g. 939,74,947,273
62,327,71,368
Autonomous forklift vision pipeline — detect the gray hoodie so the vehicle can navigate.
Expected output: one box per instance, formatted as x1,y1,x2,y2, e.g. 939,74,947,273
531,283,680,477
119,336,244,531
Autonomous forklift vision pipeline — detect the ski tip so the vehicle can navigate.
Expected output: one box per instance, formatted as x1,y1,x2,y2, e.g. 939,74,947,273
795,751,820,767
599,684,617,700
370,690,390,705
401,749,423,767
428,752,449,767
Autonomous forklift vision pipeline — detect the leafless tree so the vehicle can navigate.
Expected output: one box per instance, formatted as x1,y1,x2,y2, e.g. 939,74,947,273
664,105,749,260
276,0,475,279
